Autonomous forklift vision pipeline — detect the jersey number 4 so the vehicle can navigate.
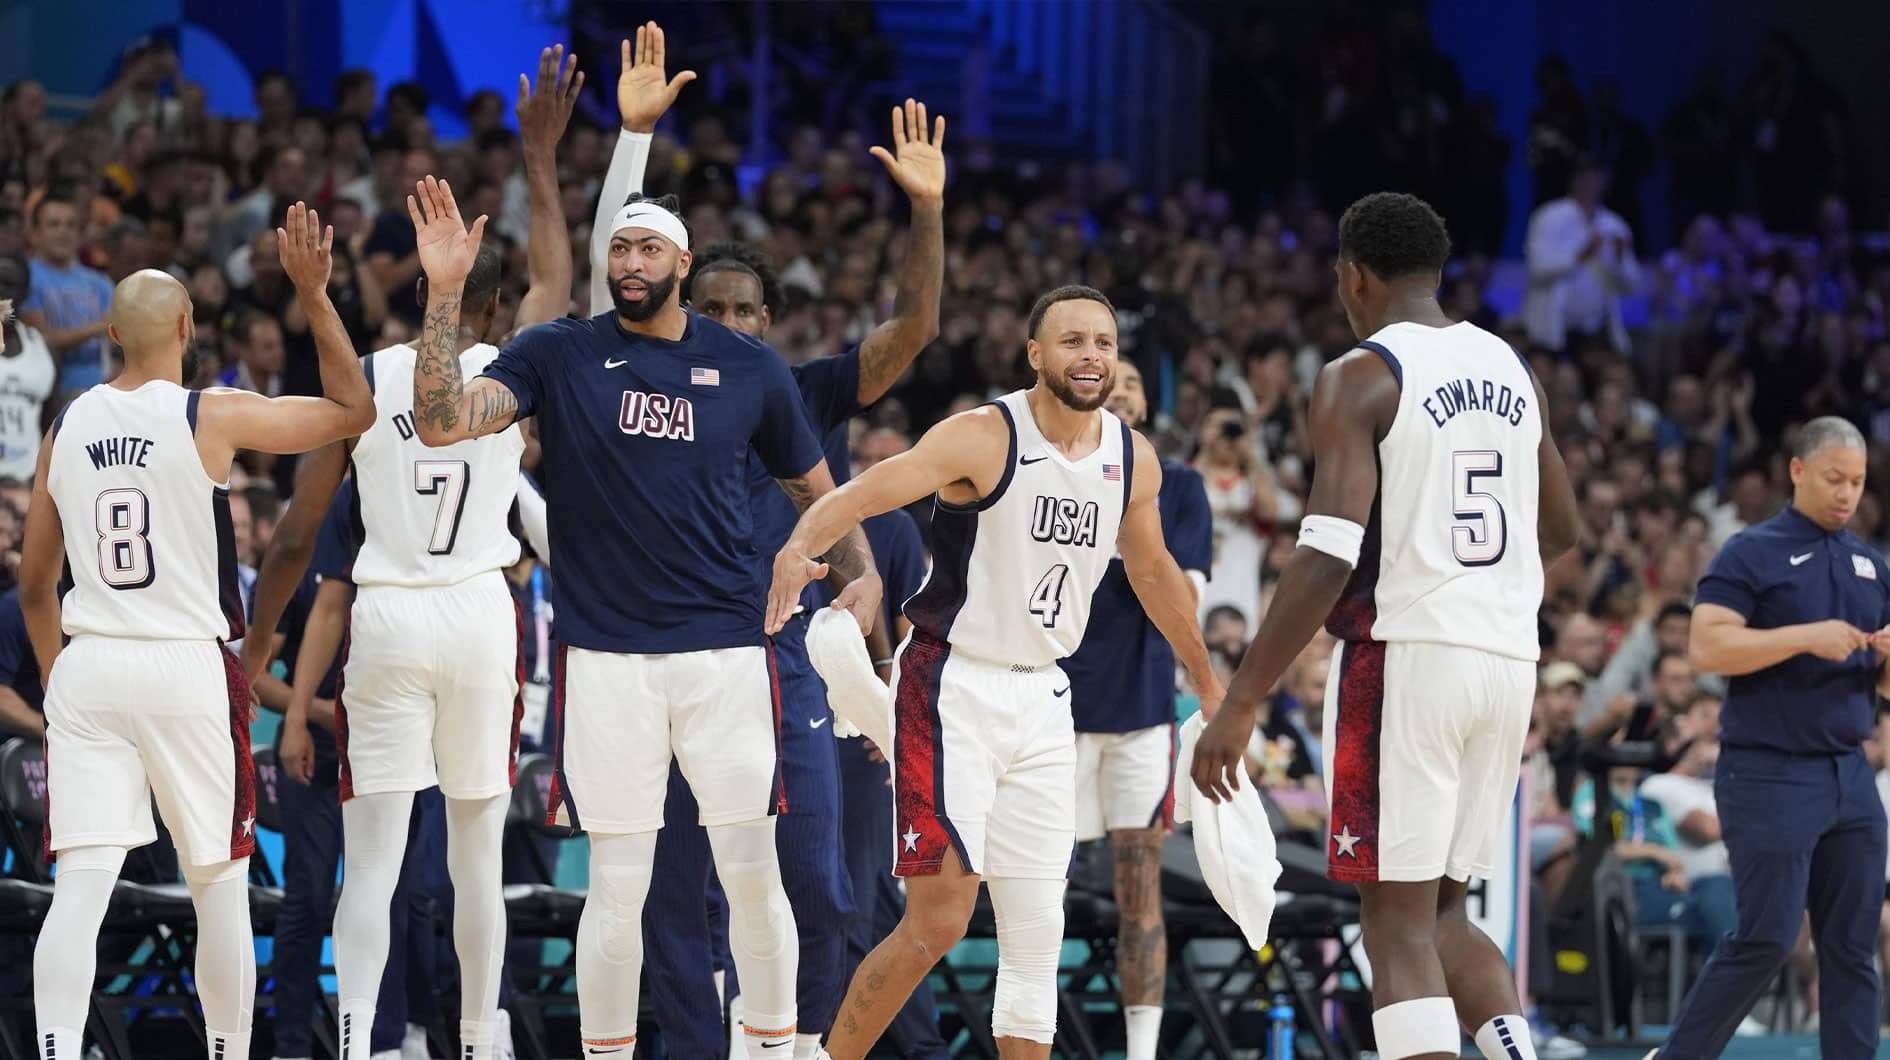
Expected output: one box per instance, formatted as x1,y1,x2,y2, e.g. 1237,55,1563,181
1451,450,1507,566
414,459,470,555
95,488,155,590
1029,563,1071,629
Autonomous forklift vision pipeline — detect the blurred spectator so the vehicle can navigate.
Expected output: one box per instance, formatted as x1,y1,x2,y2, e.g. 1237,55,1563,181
1194,405,1277,627
219,311,285,395
1526,54,1588,207
1523,156,1642,354
1636,729,1737,957
0,255,55,480
18,194,114,392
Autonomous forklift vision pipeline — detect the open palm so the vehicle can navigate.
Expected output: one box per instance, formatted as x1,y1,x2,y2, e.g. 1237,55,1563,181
869,98,947,204
406,176,486,287
618,21,696,134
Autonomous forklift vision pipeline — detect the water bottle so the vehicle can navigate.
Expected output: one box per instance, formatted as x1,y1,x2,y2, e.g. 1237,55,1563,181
1268,994,1295,1059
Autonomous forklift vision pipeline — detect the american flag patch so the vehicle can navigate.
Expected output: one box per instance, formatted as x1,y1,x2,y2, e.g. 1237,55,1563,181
690,366,720,386
1102,463,1121,481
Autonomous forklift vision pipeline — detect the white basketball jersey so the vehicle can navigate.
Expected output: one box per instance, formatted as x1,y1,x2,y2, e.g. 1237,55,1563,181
349,344,525,587
0,325,56,481
1326,321,1543,661
48,381,243,641
905,390,1132,668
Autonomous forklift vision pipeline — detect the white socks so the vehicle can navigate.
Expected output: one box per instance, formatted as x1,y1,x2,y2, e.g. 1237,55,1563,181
1475,1014,1538,1060
1124,1004,1163,1060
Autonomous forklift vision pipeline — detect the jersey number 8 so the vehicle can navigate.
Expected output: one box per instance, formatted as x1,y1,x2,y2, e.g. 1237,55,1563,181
95,488,155,590
1451,450,1507,566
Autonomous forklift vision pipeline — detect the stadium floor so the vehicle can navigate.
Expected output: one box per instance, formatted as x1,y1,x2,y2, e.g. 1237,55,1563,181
1580,1037,1882,1059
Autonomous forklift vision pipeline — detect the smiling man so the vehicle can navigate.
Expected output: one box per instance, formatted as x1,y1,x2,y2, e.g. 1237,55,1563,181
766,284,1222,1059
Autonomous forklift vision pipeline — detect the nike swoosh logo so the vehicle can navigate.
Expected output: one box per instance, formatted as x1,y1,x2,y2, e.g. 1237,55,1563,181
759,1041,793,1050
604,358,628,369
1791,553,1813,566
586,1049,625,1056
1053,686,1070,697
1019,455,1048,466
810,717,829,729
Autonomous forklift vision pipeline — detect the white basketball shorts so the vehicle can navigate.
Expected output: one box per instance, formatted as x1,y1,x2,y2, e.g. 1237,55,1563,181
546,643,785,835
44,636,257,866
1322,639,1533,883
338,570,522,801
1074,723,1176,841
891,631,1076,880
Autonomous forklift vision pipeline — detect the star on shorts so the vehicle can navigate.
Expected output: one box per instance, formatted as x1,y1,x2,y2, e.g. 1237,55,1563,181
902,827,921,852
1332,825,1361,858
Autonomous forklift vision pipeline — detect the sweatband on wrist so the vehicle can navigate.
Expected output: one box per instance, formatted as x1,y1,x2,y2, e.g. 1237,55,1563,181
1297,514,1365,567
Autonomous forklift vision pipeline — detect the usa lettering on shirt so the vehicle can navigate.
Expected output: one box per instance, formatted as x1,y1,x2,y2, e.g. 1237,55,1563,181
1029,495,1100,547
617,390,696,440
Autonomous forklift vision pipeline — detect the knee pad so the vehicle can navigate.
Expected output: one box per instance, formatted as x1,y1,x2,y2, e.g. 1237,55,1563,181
708,820,788,934
1372,997,1459,1060
987,876,1065,1044
589,834,657,964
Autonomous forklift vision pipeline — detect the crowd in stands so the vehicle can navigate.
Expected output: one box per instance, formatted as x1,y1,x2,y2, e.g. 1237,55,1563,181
1,11,1887,1049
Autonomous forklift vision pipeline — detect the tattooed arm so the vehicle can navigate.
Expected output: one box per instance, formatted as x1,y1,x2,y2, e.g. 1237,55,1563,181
776,460,876,589
402,177,521,446
855,98,946,404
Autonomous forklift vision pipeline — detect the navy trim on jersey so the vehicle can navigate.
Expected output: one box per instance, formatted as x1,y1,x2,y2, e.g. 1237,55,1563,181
937,400,1018,514
185,390,202,435
1509,345,1533,379
1358,341,1402,387
1324,454,1385,642
904,504,978,641
49,404,69,443
1117,419,1135,515
211,486,246,640
359,353,376,397
344,456,366,577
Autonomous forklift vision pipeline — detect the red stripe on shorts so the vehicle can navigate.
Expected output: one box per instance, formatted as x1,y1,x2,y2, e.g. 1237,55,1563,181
509,593,526,786
1326,639,1386,882
892,632,965,876
545,645,578,829
765,638,787,815
335,630,355,802
220,645,258,859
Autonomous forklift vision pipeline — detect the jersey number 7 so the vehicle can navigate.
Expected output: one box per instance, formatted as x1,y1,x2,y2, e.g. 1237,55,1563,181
415,459,470,555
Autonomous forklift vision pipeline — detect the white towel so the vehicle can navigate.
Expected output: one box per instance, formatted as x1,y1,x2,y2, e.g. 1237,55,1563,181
1173,712,1282,950
804,608,893,749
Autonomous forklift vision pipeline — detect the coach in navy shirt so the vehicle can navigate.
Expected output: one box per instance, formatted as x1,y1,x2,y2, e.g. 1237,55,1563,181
1060,359,1213,1060
1660,417,1890,1060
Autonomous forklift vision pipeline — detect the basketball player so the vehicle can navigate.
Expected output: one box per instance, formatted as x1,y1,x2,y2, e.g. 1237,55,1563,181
767,285,1225,1059
1061,357,1212,1060
407,169,878,1055
1190,193,1581,1060
238,50,585,1060
19,203,375,1060
642,96,945,1060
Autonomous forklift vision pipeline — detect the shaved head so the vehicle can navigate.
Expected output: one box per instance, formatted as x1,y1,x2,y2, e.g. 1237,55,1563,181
108,268,195,381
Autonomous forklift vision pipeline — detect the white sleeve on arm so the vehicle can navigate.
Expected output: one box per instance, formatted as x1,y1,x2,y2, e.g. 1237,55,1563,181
516,471,551,567
588,129,653,315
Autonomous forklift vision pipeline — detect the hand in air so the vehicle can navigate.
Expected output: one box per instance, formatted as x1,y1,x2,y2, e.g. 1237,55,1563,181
276,202,333,294
407,176,488,288
618,21,696,134
518,44,584,155
869,98,946,205
767,548,828,635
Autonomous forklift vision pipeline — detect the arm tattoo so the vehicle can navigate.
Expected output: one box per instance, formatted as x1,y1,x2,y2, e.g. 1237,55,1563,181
466,384,518,434
777,474,816,511
856,202,944,402
415,291,465,433
777,474,873,586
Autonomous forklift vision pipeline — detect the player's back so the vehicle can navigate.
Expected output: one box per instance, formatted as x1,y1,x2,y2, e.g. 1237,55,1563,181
1328,321,1543,660
906,390,1134,669
48,380,243,641
351,344,524,587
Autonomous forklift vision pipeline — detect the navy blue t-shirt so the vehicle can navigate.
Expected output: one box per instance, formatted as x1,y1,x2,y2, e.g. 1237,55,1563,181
0,588,44,715
749,348,861,607
275,480,360,784
1064,457,1214,733
864,507,927,636
1695,505,1890,755
482,311,826,653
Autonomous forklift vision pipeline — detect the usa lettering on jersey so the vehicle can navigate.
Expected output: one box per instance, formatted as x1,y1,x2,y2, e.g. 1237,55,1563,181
1421,376,1528,429
618,390,696,440
1029,495,1100,547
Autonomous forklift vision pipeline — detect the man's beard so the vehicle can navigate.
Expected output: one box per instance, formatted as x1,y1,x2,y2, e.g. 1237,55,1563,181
1044,366,1114,412
611,268,679,323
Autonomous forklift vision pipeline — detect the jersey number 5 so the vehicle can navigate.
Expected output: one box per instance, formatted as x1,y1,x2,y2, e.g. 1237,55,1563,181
1029,563,1071,629
1451,450,1506,566
95,488,155,590
414,459,470,555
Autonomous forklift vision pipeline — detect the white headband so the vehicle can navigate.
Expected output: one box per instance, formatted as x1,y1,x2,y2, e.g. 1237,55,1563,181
610,202,690,252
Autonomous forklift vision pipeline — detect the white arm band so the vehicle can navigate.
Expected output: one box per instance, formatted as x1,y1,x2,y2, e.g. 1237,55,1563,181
588,129,653,315
1297,514,1364,568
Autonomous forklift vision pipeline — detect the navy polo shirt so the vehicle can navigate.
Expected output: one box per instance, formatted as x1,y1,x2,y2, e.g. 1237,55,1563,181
1695,506,1890,754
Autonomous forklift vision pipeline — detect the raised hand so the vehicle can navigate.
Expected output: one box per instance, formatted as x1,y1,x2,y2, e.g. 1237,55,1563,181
407,176,487,288
518,44,584,155
869,98,946,205
277,201,333,294
618,21,696,134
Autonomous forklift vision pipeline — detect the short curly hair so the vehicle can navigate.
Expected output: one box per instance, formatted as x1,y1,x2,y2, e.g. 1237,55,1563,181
1337,192,1451,280
683,240,786,313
